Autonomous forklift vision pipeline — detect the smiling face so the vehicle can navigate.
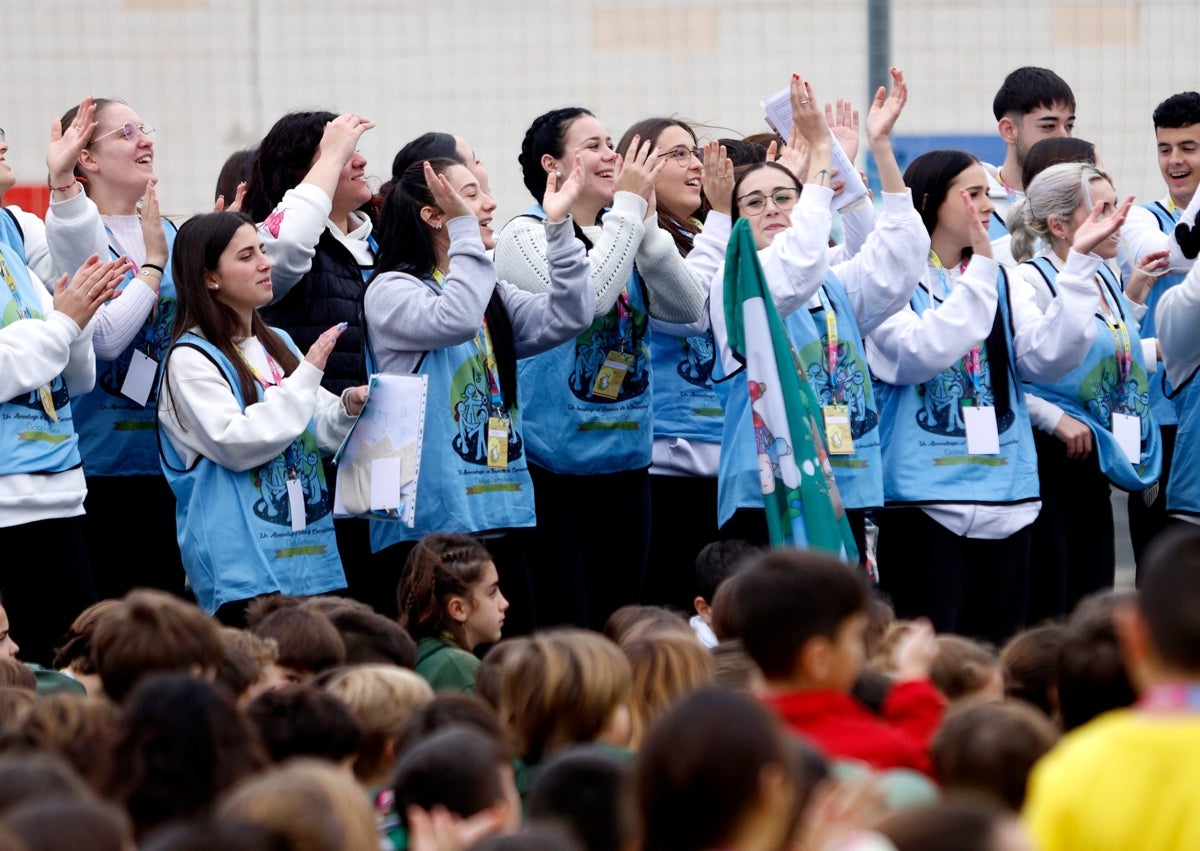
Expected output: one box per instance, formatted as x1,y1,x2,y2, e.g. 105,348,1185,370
553,115,618,210
932,163,995,252
442,163,498,249
1156,124,1200,207
208,223,274,318
331,148,372,217
735,166,802,250
652,124,703,218
81,102,156,202
455,136,492,195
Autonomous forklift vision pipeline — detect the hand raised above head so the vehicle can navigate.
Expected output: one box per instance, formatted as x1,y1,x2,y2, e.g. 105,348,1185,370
865,67,908,142
317,112,375,167
825,98,861,163
423,161,473,222
46,95,97,190
614,134,666,200
700,140,735,216
542,153,585,224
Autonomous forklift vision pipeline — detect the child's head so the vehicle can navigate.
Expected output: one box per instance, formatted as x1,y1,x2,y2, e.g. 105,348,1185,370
91,590,224,704
0,659,34,692
637,686,795,851
317,604,417,668
693,539,760,622
390,725,520,837
601,605,691,645
3,693,120,793
621,633,714,750
321,665,433,784
252,607,345,687
930,699,1058,811
1119,525,1200,684
397,532,507,651
3,794,134,851
393,692,507,760
496,629,632,763
876,796,1037,851
527,745,637,851
709,640,763,693
930,635,1003,705
245,684,361,766
51,598,122,691
999,623,1065,719
475,638,527,709
733,550,869,690
214,627,278,707
1058,597,1136,732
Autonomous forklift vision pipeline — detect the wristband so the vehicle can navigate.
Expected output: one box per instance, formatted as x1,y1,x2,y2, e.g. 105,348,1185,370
141,263,165,274
50,180,78,193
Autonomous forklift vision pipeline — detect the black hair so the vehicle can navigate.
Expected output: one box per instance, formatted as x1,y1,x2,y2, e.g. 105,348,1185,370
391,132,462,184
242,111,338,223
1153,91,1200,130
694,539,760,603
1138,524,1200,673
518,107,594,203
730,161,802,227
732,550,868,680
214,147,258,204
718,137,768,168
245,684,361,765
370,159,518,412
992,67,1076,120
1020,137,1098,191
391,725,511,829
1057,599,1136,731
527,745,636,851
392,693,507,759
324,605,418,668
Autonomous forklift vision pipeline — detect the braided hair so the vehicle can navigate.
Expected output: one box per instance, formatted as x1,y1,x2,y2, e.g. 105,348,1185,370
518,107,593,203
396,533,493,649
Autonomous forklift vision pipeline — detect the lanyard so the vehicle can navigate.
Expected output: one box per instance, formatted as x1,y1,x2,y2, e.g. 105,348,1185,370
0,251,58,421
235,342,301,475
997,169,1018,204
930,252,985,402
815,287,841,404
1098,277,1133,411
615,290,631,353
433,267,505,411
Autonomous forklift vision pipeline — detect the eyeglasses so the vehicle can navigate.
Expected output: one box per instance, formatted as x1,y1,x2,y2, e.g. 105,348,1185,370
657,145,701,166
89,122,155,146
737,188,800,215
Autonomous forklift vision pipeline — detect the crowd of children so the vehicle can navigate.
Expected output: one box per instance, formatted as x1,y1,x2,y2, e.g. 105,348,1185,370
3,59,1200,847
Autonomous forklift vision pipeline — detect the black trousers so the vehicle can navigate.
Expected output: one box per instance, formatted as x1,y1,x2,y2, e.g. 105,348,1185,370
874,506,1032,646
1128,423,1176,582
527,464,651,631
83,475,186,601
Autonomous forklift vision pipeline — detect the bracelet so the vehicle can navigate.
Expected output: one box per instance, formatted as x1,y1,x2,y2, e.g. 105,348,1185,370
49,180,78,193
137,268,162,279
141,263,165,274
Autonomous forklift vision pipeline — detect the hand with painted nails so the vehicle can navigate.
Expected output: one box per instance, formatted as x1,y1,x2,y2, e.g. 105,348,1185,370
304,322,349,370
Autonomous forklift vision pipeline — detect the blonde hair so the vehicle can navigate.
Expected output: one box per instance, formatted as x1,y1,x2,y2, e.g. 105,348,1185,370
622,633,714,750
218,759,378,851
322,665,434,782
496,629,631,763
1008,162,1111,262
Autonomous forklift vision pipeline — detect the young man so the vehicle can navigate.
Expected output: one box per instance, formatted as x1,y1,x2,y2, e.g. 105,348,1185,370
1121,92,1200,569
983,67,1077,265
1024,525,1200,850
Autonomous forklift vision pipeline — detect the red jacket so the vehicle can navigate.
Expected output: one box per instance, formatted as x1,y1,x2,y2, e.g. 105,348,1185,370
761,680,945,775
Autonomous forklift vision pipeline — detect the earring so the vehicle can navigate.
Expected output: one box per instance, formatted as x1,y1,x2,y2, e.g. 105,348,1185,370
555,169,563,181
210,284,220,291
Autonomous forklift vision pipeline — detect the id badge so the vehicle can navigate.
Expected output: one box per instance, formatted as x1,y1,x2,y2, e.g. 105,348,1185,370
1113,413,1141,463
822,405,854,455
963,404,1000,455
487,416,510,470
287,476,307,532
121,349,159,407
591,351,634,400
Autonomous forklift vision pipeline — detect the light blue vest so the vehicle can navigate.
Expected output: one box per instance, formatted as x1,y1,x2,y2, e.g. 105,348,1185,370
369,281,536,554
1167,363,1200,518
649,325,724,443
0,216,82,476
514,206,652,474
158,332,345,614
714,272,881,526
874,268,1040,507
1022,258,1161,490
1138,201,1185,426
74,221,179,476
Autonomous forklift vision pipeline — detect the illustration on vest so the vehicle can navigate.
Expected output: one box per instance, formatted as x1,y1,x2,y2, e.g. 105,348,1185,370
450,358,522,466
98,295,177,402
568,298,649,403
675,330,716,387
2,300,71,412
750,380,791,492
251,432,331,526
1081,359,1151,440
797,335,876,438
915,345,1014,436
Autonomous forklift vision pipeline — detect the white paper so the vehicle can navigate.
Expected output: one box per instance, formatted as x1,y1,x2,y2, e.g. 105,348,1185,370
370,456,403,511
759,85,868,212
287,477,306,531
964,405,1001,455
120,349,158,406
1113,413,1142,463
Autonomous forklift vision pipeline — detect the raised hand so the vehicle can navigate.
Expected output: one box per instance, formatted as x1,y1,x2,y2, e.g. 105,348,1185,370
53,254,132,328
614,134,666,200
46,96,97,191
318,113,374,167
304,322,349,371
826,98,861,163
542,153,585,224
963,190,994,260
790,73,831,151
775,125,812,185
138,181,168,286
700,140,735,216
1125,249,1170,304
1072,195,1135,256
865,67,908,142
423,161,472,222
214,181,248,213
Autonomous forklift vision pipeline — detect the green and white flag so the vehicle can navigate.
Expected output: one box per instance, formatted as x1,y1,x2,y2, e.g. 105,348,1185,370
722,218,858,561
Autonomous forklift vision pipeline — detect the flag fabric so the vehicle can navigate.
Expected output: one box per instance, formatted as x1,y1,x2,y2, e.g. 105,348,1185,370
722,218,859,561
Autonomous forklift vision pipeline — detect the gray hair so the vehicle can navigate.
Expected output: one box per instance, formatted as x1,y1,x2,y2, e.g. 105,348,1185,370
1009,162,1110,262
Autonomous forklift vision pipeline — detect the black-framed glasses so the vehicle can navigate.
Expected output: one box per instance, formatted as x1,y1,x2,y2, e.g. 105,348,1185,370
737,188,800,215
90,122,155,146
657,145,701,166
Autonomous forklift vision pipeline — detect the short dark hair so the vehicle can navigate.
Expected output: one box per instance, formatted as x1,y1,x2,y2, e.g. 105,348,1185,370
3,794,133,851
1020,137,1098,190
1057,599,1136,731
391,726,511,828
1000,623,1066,718
527,745,636,851
518,107,595,203
1138,524,1200,672
393,693,507,759
1153,91,1200,129
992,67,1076,120
253,607,345,674
876,797,1014,851
321,605,417,668
732,550,868,680
694,539,760,603
245,685,360,764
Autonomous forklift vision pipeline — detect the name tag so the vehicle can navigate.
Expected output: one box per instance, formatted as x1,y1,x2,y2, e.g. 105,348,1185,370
963,405,1000,455
287,477,307,531
1113,413,1141,463
822,405,854,455
591,351,634,399
120,350,159,407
